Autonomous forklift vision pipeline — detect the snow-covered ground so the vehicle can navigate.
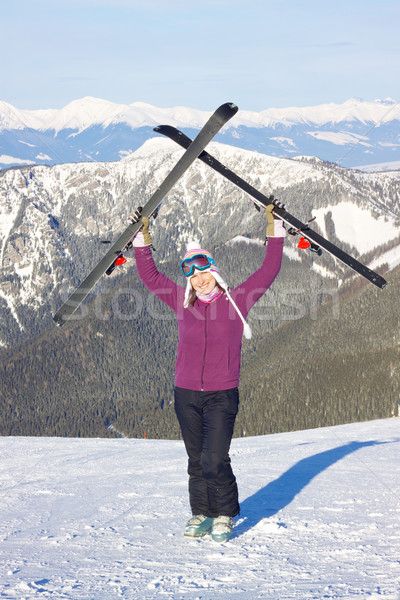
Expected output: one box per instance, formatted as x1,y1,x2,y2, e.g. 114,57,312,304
1,419,399,599
312,202,400,253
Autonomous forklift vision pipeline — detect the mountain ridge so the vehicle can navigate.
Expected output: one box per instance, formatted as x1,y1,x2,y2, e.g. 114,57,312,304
1,96,399,131
1,96,399,169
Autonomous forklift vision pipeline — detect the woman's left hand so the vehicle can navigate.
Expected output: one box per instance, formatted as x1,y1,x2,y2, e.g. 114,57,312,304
265,204,286,238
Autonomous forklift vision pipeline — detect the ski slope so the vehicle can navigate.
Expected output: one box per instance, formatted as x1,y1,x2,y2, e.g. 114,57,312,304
1,419,399,599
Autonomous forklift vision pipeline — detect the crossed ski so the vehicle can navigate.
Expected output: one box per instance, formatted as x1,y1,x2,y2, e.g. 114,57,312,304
53,102,238,326
154,125,387,290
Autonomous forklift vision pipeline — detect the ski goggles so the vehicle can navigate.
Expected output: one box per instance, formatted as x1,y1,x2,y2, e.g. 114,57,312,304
180,253,216,278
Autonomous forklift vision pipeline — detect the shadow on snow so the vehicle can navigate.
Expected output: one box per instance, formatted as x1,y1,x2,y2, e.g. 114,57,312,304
235,439,394,537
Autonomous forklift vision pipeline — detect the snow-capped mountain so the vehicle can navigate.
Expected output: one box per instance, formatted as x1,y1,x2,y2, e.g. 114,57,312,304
1,138,400,349
1,97,399,170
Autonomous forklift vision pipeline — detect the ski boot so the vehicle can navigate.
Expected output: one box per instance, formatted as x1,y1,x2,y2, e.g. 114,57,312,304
184,514,213,538
211,516,235,543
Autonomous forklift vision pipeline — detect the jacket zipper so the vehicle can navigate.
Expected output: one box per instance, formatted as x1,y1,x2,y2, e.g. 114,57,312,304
200,304,208,391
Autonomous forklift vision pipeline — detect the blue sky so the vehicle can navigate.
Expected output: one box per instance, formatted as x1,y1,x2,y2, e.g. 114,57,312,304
1,0,399,111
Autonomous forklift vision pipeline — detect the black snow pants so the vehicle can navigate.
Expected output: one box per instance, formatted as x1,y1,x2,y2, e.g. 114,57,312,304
174,387,240,518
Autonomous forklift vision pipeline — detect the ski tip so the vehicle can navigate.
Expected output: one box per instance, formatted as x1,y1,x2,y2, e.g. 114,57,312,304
376,277,388,289
153,125,174,134
53,310,70,327
53,314,66,327
367,268,387,289
218,102,239,117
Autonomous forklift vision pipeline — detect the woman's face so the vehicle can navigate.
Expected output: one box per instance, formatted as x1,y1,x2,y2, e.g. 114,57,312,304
190,271,216,295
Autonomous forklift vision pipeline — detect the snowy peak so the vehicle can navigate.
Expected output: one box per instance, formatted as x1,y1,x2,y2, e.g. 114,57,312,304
0,100,58,131
41,97,210,133
249,97,400,127
44,97,126,132
0,97,212,134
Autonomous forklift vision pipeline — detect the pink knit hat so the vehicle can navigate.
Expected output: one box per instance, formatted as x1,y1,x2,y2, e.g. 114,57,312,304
181,241,252,339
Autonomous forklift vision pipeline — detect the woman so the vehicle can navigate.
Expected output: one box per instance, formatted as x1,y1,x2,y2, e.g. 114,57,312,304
132,203,286,542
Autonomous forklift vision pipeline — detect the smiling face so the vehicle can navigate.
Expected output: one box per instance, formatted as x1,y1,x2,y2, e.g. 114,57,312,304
190,271,217,295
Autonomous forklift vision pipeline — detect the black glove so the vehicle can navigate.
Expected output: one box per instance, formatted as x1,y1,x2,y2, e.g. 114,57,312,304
129,206,143,224
267,195,286,212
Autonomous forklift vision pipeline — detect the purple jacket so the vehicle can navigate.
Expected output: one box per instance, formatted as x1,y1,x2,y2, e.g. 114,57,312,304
135,238,283,391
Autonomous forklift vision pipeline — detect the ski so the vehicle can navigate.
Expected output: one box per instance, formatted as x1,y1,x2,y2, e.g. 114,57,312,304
154,125,387,290
53,102,238,326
